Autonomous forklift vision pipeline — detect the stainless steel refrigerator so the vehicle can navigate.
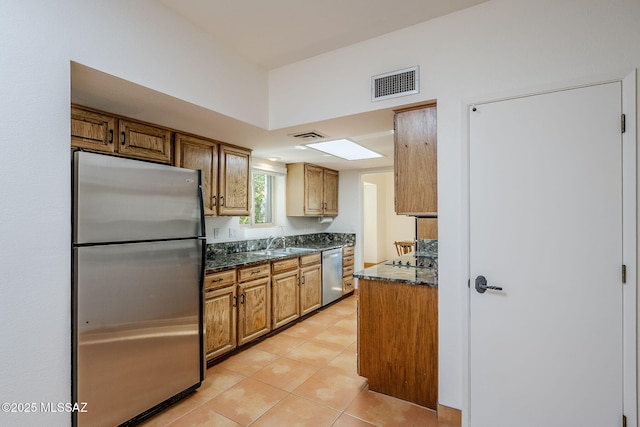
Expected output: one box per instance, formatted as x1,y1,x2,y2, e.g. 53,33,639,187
71,151,205,427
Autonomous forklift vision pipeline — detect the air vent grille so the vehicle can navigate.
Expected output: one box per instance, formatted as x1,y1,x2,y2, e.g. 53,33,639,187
371,66,419,101
289,131,327,140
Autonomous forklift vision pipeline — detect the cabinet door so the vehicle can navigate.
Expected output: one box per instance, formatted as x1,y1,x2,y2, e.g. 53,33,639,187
304,164,324,215
394,106,437,215
204,285,237,360
272,269,299,329
300,264,322,315
175,134,219,216
219,145,250,216
323,168,339,216
118,119,172,164
71,107,116,154
237,276,271,345
417,217,438,239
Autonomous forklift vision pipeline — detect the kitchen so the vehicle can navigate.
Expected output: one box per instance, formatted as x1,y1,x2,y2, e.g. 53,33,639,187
2,1,639,427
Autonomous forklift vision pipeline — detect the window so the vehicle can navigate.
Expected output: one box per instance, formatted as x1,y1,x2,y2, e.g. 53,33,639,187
240,171,274,226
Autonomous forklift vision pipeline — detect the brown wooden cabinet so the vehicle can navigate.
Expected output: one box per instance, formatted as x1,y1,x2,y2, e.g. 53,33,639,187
204,269,237,361
342,245,355,295
204,285,237,360
358,278,438,409
175,134,219,216
271,258,300,329
417,217,438,239
237,264,271,346
299,253,322,315
70,107,116,154
204,269,238,360
286,163,339,216
71,105,172,164
218,145,251,216
394,104,437,215
175,134,251,217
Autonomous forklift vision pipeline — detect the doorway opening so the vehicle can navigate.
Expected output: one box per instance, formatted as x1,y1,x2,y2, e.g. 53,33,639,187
361,171,413,267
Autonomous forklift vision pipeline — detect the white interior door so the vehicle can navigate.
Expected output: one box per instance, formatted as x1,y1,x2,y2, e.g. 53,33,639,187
469,82,624,427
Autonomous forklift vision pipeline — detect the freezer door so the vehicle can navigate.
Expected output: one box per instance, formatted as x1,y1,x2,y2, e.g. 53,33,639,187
73,151,202,244
73,239,203,427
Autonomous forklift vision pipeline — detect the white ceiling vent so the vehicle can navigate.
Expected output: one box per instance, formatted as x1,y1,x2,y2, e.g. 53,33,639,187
289,130,328,140
371,66,419,102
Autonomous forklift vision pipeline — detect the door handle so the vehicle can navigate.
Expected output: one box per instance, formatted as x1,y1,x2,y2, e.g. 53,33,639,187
475,275,503,294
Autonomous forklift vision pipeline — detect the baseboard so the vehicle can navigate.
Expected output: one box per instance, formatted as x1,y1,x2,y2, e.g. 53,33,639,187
437,403,462,425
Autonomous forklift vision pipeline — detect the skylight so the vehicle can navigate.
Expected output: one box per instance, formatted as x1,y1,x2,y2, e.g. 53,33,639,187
305,139,383,161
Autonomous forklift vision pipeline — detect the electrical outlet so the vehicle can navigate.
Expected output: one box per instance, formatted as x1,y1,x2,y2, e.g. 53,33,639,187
229,228,237,238
213,228,219,239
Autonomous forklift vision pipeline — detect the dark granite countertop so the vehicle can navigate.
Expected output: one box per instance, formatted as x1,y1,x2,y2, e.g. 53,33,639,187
205,243,353,274
353,252,438,287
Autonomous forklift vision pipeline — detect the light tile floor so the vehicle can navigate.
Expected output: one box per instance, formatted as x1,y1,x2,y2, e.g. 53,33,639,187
140,295,460,427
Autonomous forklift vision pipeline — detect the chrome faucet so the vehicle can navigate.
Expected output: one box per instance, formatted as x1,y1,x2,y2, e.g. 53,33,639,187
266,236,286,250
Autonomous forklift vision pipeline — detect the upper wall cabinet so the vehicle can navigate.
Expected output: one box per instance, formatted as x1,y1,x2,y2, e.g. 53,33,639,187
175,133,251,217
218,144,251,217
286,163,339,217
71,105,172,164
175,134,219,216
394,104,437,215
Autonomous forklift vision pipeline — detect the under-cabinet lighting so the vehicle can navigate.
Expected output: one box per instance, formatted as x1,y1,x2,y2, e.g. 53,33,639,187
305,139,383,161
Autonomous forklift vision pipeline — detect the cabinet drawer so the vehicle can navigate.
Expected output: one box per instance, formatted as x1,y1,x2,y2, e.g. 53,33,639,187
272,257,299,274
299,253,321,267
342,276,354,294
343,265,354,277
205,269,236,291
238,263,270,282
343,255,354,267
342,245,355,257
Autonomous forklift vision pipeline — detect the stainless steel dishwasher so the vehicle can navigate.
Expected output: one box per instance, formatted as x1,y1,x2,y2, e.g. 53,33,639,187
322,248,343,306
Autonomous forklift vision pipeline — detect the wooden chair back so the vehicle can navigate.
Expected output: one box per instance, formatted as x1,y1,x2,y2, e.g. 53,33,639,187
394,241,414,256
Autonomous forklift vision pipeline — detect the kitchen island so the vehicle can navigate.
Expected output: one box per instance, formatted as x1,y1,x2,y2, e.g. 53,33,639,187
353,252,438,410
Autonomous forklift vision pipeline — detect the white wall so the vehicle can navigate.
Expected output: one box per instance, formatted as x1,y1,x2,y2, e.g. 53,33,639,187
362,183,379,263
71,0,269,129
0,2,72,426
269,0,640,413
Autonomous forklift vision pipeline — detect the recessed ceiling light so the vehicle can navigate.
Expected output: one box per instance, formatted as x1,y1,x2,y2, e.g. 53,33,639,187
293,145,308,150
268,157,280,162
305,139,383,161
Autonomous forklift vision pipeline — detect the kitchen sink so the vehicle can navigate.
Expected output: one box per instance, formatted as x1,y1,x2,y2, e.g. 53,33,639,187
252,247,316,256
279,247,316,254
251,249,283,256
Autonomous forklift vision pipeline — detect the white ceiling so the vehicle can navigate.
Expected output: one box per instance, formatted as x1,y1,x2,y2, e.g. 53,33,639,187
72,1,488,170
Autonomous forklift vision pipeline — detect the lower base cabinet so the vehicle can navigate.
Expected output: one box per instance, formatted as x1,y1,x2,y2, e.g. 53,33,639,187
204,249,348,363
272,269,300,329
342,245,355,295
237,273,271,346
358,278,438,409
204,285,237,360
300,263,322,315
